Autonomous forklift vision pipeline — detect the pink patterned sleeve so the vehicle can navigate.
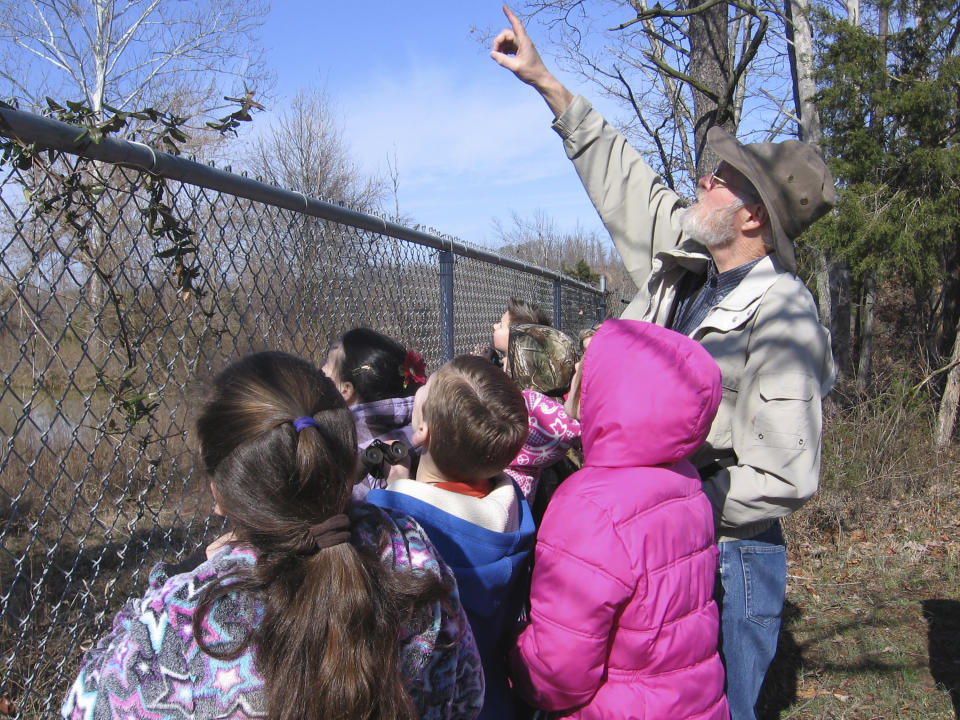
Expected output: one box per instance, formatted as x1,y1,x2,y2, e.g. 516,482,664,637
507,390,582,500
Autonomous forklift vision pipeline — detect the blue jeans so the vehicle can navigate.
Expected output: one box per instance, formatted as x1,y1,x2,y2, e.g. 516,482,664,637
716,521,787,720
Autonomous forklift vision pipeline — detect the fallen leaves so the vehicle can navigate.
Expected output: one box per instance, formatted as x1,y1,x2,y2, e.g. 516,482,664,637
796,686,851,702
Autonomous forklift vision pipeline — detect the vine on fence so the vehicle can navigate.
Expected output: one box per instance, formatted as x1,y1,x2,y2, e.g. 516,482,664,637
0,93,263,429
95,366,161,432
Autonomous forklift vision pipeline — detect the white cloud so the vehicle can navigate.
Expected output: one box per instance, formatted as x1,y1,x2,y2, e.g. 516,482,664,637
334,57,605,245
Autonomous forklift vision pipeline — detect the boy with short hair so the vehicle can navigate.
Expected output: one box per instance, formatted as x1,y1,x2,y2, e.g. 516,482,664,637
366,354,534,720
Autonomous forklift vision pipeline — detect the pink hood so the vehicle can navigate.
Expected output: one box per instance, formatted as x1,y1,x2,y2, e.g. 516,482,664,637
580,319,721,468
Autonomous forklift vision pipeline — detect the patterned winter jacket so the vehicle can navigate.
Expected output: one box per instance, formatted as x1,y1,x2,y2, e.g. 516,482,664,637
62,503,484,720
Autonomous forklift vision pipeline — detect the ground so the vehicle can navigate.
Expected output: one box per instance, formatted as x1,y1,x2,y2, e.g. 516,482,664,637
759,479,960,719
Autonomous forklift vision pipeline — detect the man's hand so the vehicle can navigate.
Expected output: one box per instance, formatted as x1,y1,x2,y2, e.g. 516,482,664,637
490,5,573,118
490,6,549,86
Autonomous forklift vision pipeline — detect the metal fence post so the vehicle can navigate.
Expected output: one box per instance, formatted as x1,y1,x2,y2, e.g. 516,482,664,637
599,274,607,321
553,278,563,332
439,250,455,362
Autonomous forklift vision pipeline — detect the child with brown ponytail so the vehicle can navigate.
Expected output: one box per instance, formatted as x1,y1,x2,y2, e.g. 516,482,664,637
61,351,484,720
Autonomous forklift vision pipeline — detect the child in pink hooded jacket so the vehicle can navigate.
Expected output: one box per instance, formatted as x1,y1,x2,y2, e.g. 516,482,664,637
510,319,730,719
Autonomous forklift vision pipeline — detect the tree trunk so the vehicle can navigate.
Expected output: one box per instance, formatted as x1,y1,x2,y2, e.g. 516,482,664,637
831,259,853,382
785,0,856,387
878,3,889,51
815,250,832,327
857,271,876,392
785,0,821,143
687,0,731,173
847,0,860,24
937,244,960,361
935,313,960,447
84,164,111,364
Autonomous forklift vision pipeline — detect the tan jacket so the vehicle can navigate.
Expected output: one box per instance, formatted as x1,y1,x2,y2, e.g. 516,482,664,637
554,95,835,539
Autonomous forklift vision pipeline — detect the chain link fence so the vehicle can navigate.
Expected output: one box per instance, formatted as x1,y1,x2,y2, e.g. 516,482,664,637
0,106,609,717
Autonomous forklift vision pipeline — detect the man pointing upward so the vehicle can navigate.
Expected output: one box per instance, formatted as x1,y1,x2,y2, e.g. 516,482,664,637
493,7,836,719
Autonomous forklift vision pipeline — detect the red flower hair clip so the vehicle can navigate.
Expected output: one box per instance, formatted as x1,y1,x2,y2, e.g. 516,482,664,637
401,350,427,388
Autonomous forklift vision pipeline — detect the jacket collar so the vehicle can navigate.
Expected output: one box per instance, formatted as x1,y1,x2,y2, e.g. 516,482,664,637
653,238,712,275
656,245,786,306
652,245,788,333
690,254,783,335
714,254,783,311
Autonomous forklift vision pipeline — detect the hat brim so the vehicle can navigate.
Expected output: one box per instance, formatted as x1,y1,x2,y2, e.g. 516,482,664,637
706,127,795,272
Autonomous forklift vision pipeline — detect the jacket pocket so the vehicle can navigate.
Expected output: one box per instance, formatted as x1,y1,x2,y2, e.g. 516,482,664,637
750,373,815,451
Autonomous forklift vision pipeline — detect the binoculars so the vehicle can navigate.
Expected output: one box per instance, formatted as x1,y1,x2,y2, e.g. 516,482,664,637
360,439,409,480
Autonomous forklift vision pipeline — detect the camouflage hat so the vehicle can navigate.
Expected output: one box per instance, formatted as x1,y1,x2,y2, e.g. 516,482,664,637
507,323,578,396
707,126,836,272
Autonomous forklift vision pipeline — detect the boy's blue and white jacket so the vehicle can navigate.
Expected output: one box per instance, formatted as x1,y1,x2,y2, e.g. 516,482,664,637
367,474,536,720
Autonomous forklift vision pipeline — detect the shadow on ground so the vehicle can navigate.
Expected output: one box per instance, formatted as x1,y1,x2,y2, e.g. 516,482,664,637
922,598,960,720
756,599,802,720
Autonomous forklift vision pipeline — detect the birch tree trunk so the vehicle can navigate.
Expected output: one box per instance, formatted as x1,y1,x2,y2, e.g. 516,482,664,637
815,252,832,327
847,0,860,24
785,0,821,144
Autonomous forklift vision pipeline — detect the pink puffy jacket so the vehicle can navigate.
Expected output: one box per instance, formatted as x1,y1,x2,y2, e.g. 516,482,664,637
510,319,730,720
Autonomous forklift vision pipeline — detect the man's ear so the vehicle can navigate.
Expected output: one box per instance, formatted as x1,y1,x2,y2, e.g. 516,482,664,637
741,202,768,232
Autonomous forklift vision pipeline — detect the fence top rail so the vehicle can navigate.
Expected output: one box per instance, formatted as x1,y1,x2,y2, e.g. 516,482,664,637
0,106,601,294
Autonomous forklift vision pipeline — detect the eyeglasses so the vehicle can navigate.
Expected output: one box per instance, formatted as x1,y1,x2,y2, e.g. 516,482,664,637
708,165,760,202
708,167,732,191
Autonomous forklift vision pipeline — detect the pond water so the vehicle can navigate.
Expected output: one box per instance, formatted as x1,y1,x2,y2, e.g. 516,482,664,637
0,385,108,450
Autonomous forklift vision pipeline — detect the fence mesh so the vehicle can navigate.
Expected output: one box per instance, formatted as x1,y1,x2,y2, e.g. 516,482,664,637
0,111,608,717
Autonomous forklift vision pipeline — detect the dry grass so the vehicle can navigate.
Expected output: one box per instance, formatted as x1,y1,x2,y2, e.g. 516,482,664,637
758,385,960,719
0,402,222,719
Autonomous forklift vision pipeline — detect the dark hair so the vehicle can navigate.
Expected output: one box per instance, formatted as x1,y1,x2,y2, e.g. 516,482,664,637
423,354,529,482
508,297,551,327
192,351,448,720
334,328,423,402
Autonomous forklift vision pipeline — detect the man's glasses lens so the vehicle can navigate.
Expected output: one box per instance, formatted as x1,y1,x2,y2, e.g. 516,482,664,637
710,168,730,189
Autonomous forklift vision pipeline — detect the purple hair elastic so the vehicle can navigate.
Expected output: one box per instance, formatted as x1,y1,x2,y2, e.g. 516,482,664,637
292,416,319,432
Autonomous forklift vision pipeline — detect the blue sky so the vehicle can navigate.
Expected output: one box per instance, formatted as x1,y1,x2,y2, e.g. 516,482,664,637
256,2,614,248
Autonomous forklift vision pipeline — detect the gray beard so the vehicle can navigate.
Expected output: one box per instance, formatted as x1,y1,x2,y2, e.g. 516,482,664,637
679,195,743,249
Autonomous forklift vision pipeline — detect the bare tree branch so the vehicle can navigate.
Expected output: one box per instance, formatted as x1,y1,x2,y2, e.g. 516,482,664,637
0,0,271,130
615,68,678,189
245,88,384,212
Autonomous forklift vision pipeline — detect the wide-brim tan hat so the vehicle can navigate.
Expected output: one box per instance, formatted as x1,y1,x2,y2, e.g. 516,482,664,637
707,127,837,272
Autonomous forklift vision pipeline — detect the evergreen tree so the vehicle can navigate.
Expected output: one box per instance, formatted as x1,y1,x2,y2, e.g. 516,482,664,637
563,259,601,284
814,0,960,389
